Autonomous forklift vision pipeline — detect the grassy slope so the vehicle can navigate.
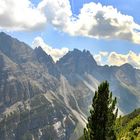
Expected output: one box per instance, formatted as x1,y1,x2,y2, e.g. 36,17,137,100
116,108,140,140
79,108,140,140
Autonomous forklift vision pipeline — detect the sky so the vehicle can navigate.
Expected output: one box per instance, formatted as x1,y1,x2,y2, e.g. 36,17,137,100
0,0,140,68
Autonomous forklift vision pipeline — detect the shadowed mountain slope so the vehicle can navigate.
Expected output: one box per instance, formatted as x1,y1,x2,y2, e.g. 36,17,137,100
0,32,140,140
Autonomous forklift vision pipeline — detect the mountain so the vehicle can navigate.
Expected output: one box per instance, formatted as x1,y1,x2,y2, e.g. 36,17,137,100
0,32,140,140
0,32,87,140
34,46,60,77
57,48,97,75
0,32,34,64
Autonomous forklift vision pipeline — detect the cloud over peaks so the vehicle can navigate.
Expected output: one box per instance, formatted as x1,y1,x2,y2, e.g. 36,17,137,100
94,51,140,69
32,37,69,62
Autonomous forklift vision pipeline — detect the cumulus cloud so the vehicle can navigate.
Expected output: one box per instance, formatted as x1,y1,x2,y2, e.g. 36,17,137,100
99,51,109,57
94,51,108,65
94,54,102,65
37,1,140,44
1,0,140,44
32,37,69,61
108,52,127,66
94,51,140,69
0,0,72,31
108,51,140,69
37,0,72,31
0,0,46,31
68,2,140,44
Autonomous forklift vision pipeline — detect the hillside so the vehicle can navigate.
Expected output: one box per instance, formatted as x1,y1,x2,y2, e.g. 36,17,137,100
0,32,140,139
116,108,140,139
79,108,140,140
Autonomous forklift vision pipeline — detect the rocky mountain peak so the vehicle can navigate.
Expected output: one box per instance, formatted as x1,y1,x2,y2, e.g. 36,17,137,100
0,32,9,37
34,46,60,78
34,46,54,64
0,32,33,64
120,63,134,70
57,49,97,75
116,63,136,85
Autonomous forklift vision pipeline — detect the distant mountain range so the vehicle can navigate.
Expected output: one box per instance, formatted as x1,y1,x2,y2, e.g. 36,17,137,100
0,32,140,140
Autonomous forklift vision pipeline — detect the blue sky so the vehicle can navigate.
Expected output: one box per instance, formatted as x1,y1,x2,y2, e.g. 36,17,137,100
8,0,140,51
1,0,140,67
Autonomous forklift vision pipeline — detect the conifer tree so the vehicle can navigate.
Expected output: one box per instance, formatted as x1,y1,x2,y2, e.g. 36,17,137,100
84,81,118,140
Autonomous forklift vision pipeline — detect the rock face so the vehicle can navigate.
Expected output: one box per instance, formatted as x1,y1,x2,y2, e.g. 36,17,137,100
0,32,140,140
57,49,97,75
34,46,60,78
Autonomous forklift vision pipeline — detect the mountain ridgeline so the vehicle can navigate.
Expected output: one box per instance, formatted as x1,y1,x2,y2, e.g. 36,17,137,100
0,32,140,140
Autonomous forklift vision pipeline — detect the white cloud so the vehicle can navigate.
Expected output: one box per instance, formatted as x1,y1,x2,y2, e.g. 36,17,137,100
1,0,140,44
94,54,102,65
32,37,69,62
94,51,108,65
37,0,72,31
0,0,72,31
108,51,140,69
108,52,127,66
0,0,46,31
94,51,140,69
99,51,108,57
67,2,140,44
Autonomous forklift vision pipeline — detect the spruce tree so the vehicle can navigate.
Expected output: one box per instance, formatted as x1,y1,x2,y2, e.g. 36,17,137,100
84,81,118,140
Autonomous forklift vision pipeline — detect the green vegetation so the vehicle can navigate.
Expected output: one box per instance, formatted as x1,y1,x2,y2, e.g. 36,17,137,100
80,108,140,140
79,80,140,140
84,81,118,140
116,109,140,139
